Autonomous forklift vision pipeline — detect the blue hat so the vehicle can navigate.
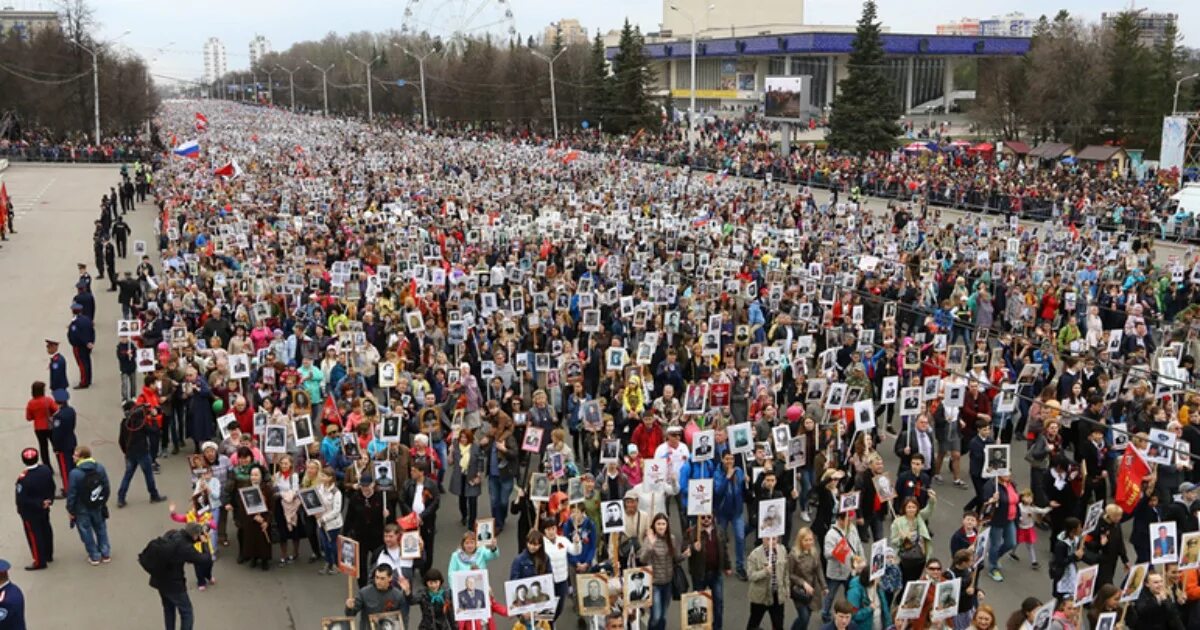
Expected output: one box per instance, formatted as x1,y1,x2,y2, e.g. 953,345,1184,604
0,559,10,572
52,389,69,403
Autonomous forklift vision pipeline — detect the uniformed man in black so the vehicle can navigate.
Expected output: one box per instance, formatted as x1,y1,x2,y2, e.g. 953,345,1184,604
111,215,131,258
15,448,54,570
50,390,77,498
103,239,117,292
92,220,107,278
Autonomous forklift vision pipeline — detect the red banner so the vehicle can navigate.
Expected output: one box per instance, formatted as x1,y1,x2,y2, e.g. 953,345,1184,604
1115,447,1150,514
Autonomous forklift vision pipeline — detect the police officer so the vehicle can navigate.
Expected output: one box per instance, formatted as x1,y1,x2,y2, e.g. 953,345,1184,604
15,448,54,570
76,263,92,291
74,282,95,322
111,215,131,258
103,240,117,292
67,303,95,389
92,221,106,279
0,559,26,628
46,339,68,393
50,390,77,498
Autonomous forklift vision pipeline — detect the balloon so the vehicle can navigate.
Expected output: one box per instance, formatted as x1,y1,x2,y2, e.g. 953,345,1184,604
212,399,225,414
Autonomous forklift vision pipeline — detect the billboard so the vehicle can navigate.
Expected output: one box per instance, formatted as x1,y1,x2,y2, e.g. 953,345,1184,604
764,76,810,122
1161,116,1188,172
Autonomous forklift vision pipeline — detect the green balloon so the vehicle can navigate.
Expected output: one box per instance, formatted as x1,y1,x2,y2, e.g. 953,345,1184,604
212,399,225,414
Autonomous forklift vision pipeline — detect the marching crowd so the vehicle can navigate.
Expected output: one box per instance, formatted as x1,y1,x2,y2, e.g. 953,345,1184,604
13,98,1200,630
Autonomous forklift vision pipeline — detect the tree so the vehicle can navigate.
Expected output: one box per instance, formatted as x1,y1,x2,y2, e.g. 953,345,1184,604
826,0,901,153
607,20,658,134
583,33,612,130
1101,11,1153,146
1022,13,1106,146
972,58,1027,140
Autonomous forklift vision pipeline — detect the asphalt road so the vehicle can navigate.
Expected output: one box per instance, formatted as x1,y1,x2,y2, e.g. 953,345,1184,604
0,162,1135,628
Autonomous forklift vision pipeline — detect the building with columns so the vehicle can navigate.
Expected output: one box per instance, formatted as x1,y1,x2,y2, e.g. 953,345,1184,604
606,2,1030,118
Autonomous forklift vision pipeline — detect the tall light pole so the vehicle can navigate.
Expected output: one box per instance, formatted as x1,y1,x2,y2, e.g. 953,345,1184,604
306,61,335,115
263,68,275,105
68,29,131,146
670,3,713,149
144,42,174,136
346,50,382,122
276,65,299,111
401,46,432,128
1174,73,1200,115
531,48,566,141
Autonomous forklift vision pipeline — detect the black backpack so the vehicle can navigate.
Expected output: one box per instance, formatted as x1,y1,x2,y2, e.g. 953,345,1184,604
78,469,107,510
138,533,176,575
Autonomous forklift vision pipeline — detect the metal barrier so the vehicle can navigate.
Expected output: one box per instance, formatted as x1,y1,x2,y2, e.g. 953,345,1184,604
0,147,155,164
591,146,1196,246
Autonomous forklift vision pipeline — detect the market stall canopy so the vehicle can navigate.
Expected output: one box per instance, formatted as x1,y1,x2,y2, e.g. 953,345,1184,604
1075,145,1126,163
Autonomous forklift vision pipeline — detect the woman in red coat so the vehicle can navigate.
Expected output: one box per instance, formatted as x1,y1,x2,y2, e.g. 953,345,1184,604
135,373,165,468
25,380,58,469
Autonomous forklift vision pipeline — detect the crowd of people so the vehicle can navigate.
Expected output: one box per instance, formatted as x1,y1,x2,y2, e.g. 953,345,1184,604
15,98,1200,630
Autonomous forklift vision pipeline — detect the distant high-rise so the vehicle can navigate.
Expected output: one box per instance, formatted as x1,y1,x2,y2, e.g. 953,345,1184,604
936,13,1032,37
1101,9,1178,48
248,34,271,68
203,37,227,84
543,19,589,46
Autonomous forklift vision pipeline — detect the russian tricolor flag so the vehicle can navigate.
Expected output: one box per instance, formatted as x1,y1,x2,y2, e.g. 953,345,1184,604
172,140,200,158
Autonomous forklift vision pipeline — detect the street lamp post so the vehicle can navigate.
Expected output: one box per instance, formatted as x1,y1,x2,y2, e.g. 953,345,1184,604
1174,73,1200,115
276,65,299,111
531,48,566,141
306,61,335,116
263,68,275,105
669,4,713,149
346,50,382,122
401,46,432,128
68,29,131,146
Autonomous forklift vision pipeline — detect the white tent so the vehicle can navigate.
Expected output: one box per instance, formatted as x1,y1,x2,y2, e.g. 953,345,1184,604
1172,184,1200,216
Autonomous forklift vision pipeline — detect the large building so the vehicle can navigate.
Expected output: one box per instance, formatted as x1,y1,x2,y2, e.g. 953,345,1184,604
607,2,1031,117
659,0,803,40
979,13,1035,38
248,34,271,68
0,6,58,40
203,37,227,85
937,14,1032,38
1101,9,1178,47
543,19,588,46
936,19,981,36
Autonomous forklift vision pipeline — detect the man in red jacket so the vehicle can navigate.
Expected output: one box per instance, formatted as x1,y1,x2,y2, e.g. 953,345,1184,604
630,413,663,459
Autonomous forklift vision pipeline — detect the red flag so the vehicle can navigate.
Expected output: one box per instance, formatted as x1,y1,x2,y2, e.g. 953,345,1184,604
322,394,343,428
561,150,579,164
195,112,208,132
213,160,243,180
1068,223,1080,242
1115,447,1150,514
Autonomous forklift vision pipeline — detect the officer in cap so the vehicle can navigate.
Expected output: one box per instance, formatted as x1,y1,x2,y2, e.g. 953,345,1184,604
45,339,68,393
67,302,95,389
15,448,54,570
74,281,95,321
0,559,27,628
50,390,77,498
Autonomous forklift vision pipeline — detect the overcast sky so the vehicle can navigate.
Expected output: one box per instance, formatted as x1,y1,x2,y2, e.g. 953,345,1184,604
65,0,1194,82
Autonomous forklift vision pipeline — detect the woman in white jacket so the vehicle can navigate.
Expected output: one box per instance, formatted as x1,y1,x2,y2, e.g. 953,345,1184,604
540,520,582,621
315,465,344,575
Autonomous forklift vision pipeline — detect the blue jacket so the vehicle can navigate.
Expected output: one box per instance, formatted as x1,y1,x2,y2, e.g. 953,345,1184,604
678,459,717,511
510,550,540,580
563,516,597,567
67,315,95,347
49,352,69,392
66,459,110,515
50,403,77,452
713,466,746,521
846,576,891,630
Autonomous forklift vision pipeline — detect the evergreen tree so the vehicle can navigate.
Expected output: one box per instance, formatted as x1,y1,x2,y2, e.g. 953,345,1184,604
584,33,612,130
551,29,564,56
1147,21,1184,155
608,20,659,134
826,0,901,153
1102,11,1152,145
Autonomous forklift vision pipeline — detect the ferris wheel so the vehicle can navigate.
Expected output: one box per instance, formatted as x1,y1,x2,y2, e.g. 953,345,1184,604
400,0,517,55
